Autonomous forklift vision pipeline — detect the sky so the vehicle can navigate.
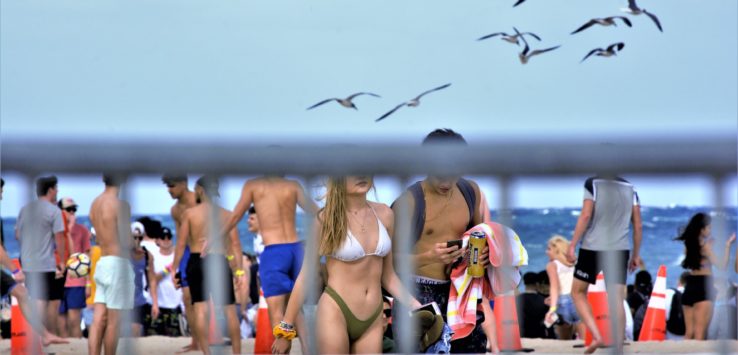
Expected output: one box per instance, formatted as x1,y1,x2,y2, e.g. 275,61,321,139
1,0,736,215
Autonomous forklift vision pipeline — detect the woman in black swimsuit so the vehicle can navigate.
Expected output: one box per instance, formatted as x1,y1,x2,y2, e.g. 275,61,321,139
676,212,735,340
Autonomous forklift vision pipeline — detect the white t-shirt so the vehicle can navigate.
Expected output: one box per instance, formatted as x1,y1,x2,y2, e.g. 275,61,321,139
152,249,182,309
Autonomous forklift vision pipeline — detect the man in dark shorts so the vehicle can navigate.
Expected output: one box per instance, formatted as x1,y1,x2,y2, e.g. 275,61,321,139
16,176,67,335
566,175,643,354
392,129,495,353
172,176,244,355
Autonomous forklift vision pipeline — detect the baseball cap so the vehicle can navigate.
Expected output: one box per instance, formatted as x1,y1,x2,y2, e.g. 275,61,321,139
162,227,173,239
131,221,146,237
59,197,78,209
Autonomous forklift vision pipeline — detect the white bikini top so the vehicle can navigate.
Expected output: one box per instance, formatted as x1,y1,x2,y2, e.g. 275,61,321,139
331,205,392,262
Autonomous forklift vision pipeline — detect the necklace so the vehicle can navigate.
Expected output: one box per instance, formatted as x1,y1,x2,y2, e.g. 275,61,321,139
347,202,370,233
423,184,454,223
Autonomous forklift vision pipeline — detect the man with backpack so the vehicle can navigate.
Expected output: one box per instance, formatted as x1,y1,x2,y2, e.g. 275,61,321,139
392,129,496,353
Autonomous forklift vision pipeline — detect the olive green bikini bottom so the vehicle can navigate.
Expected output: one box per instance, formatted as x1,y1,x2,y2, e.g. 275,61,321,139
324,285,383,342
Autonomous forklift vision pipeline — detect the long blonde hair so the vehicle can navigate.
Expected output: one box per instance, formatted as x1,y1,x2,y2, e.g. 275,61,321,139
319,177,348,256
548,235,572,266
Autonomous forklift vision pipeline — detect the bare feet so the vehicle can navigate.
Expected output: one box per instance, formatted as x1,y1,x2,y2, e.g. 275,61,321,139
584,336,603,354
177,343,199,353
42,333,69,346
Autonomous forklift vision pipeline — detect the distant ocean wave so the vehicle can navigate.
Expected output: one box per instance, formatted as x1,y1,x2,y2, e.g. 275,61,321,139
2,207,736,288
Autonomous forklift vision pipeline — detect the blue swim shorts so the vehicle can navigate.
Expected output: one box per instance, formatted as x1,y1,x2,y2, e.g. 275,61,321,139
179,246,191,288
59,286,87,313
260,242,304,298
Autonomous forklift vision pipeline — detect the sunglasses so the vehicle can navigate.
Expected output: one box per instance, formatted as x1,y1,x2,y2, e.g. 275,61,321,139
134,236,144,241
383,309,392,317
65,207,77,213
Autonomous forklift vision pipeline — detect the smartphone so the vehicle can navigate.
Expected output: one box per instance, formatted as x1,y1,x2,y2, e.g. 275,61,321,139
410,302,442,316
446,240,463,250
544,313,559,328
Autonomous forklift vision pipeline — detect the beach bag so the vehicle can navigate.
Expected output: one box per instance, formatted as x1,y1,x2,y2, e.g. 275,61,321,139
666,289,686,336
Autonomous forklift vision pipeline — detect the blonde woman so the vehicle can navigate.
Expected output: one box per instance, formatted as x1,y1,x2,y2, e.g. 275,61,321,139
545,235,585,340
272,176,420,354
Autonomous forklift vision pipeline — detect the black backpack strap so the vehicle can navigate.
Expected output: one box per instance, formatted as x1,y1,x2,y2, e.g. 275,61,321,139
142,246,150,292
456,178,477,230
408,182,425,241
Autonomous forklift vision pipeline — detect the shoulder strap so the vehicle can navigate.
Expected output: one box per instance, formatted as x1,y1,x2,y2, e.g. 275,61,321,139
141,246,151,292
456,178,476,230
408,182,425,241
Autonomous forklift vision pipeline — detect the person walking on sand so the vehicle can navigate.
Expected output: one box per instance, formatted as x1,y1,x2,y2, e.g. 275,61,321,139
566,175,642,354
88,175,135,355
172,176,244,355
544,235,585,340
676,212,735,340
273,176,421,354
221,174,319,353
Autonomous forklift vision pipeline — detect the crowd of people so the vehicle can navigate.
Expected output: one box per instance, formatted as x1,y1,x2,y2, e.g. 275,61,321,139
0,129,736,355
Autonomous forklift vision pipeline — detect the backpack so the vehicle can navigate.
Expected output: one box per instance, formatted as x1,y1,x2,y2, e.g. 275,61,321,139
666,288,686,336
633,296,649,341
408,179,476,241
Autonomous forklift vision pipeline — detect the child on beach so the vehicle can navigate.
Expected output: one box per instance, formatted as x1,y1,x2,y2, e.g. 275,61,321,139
545,235,585,340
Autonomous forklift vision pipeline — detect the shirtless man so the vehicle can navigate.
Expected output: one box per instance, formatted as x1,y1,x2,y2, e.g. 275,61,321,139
88,175,135,355
162,174,200,352
173,176,244,355
222,175,319,352
392,129,495,353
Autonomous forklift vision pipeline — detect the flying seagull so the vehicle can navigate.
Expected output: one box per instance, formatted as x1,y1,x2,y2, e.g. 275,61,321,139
571,16,632,34
478,27,541,46
512,0,527,7
581,42,625,63
517,30,560,65
306,92,381,110
621,0,663,32
375,84,451,122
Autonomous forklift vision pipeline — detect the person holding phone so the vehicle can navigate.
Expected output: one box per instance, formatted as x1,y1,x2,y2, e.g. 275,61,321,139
391,129,496,353
273,176,420,354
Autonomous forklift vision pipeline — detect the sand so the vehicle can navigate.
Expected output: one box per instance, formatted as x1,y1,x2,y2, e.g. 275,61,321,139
2,337,738,354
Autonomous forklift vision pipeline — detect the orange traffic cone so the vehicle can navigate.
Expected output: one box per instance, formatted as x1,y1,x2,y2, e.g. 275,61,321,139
208,299,224,345
585,272,613,347
10,259,42,355
494,293,533,352
254,290,274,354
638,265,667,341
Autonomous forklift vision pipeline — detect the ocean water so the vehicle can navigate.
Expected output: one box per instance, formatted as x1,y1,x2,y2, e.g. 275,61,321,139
2,206,736,288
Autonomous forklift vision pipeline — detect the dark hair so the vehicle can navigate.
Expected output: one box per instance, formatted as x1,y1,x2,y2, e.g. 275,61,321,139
162,174,187,185
103,174,122,187
676,212,711,270
422,129,467,146
522,272,539,286
196,175,220,197
1,178,4,188
537,270,550,285
36,176,58,196
635,270,652,294
248,206,256,214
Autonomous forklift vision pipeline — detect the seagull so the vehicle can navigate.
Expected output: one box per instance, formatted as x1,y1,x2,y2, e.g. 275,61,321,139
571,16,632,34
517,30,560,65
581,42,625,63
375,84,451,122
512,0,527,7
306,92,381,110
621,0,663,32
478,27,541,46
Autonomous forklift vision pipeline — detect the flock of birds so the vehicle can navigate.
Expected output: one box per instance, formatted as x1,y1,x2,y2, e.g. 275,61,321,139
308,0,663,122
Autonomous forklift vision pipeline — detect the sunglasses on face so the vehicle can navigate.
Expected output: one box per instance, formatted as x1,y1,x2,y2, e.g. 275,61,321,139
134,236,143,241
65,207,77,213
383,309,392,317
166,184,176,188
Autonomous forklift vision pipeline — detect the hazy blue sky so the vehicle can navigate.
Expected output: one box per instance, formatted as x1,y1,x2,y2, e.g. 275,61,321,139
1,0,736,214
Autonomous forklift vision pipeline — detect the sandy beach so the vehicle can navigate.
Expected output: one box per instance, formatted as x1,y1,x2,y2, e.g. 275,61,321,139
3,337,738,354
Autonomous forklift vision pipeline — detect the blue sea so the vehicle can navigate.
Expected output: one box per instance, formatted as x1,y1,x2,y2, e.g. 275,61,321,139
2,206,736,288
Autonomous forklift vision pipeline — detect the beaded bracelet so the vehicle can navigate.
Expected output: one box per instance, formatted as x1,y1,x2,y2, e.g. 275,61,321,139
234,269,245,277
